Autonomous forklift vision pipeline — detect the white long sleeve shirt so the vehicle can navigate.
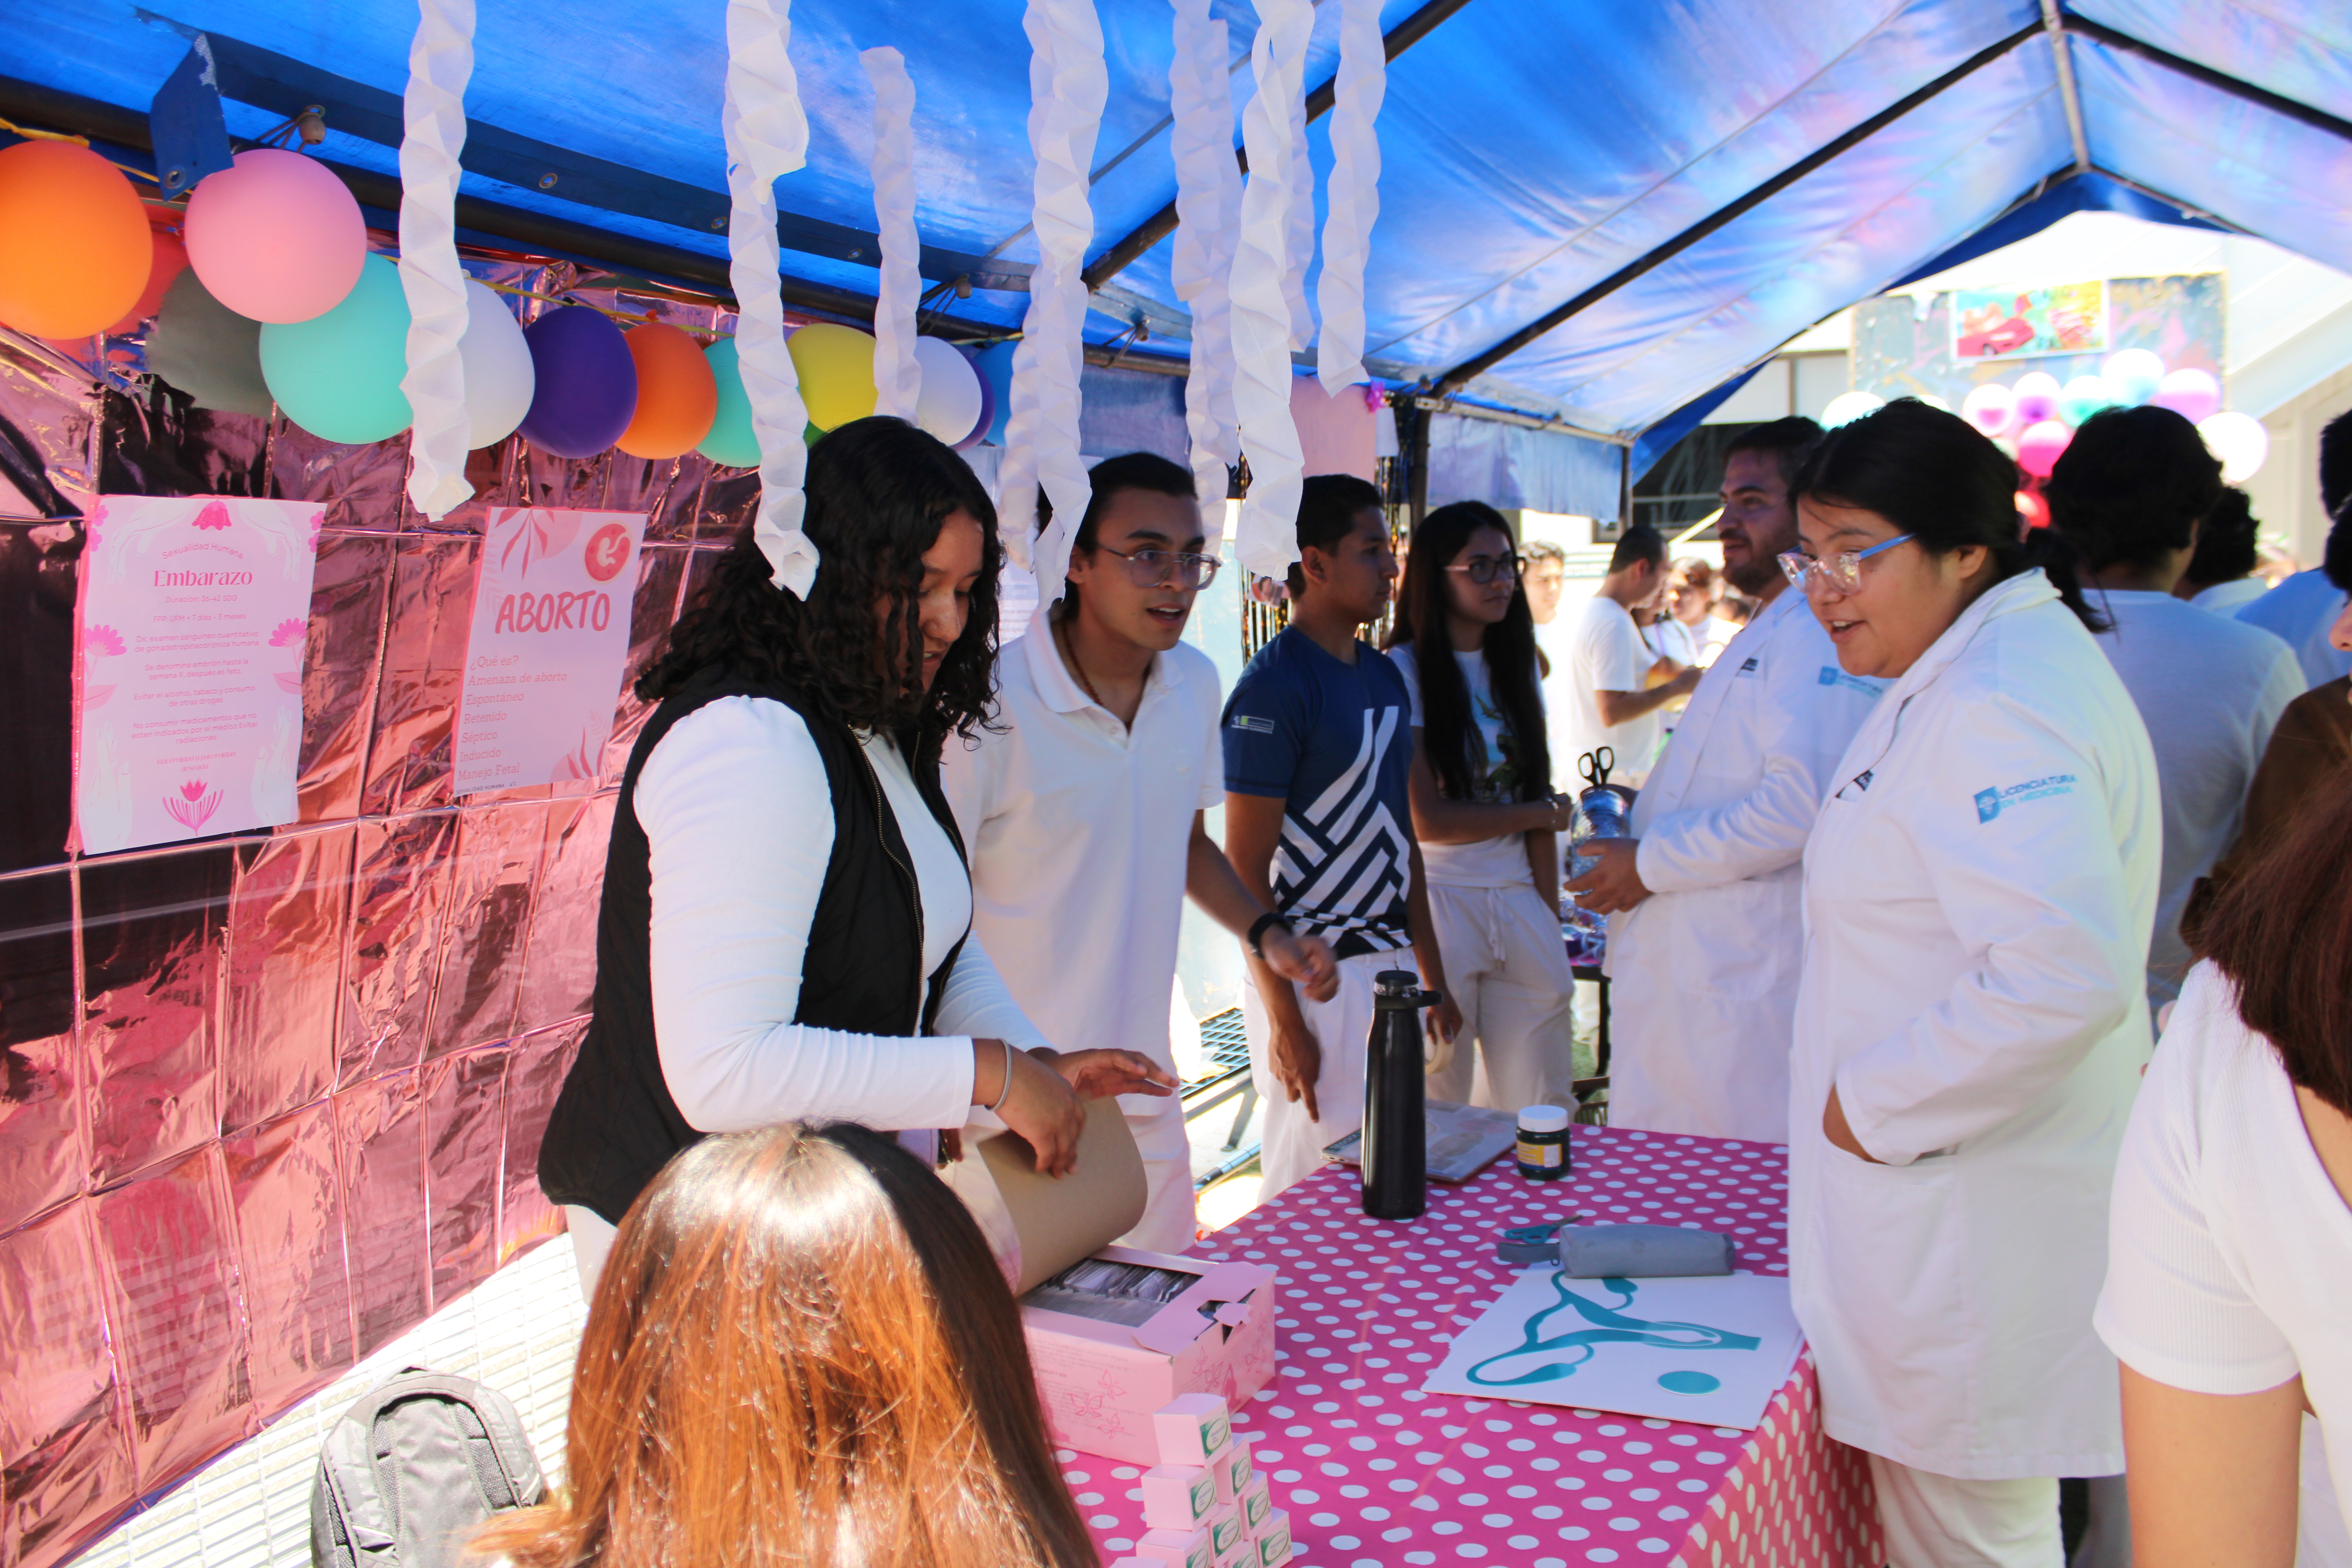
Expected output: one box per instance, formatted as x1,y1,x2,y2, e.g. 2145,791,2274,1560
633,694,1049,1136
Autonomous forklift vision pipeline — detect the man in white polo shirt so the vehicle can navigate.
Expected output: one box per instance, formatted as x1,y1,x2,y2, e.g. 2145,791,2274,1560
944,453,1337,1252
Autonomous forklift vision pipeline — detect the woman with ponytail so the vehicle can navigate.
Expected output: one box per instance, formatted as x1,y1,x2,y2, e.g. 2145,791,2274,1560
1779,399,2160,1565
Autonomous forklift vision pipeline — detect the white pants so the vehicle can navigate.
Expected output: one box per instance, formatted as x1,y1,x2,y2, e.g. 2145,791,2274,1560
1243,951,1395,1200
1868,1454,2060,1568
1421,882,1578,1113
1116,1095,1199,1255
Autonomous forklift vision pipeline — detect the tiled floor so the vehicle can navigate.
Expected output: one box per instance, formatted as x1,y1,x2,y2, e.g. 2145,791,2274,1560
73,1238,589,1568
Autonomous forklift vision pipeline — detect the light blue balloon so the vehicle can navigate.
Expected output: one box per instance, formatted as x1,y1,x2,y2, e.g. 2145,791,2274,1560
697,336,760,467
971,339,1017,446
2060,374,2116,427
258,252,412,444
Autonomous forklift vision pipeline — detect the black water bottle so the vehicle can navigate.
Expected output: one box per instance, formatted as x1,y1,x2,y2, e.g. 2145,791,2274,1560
1362,969,1437,1220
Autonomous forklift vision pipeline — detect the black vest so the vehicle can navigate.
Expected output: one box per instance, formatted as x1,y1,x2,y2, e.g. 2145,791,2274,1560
537,664,967,1224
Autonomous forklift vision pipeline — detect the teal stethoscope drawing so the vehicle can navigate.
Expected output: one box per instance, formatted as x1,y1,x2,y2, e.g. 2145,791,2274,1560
1466,1273,1760,1397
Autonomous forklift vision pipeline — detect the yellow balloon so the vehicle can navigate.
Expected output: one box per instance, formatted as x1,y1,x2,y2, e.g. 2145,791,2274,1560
788,321,878,430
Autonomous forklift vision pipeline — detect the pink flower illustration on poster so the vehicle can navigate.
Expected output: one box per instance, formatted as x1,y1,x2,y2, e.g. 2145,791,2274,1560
192,501,232,531
86,624,127,656
83,500,107,549
497,508,583,581
165,779,222,829
268,618,305,648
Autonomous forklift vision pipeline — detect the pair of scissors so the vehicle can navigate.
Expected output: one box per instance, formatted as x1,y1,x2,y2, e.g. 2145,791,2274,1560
1579,747,1615,789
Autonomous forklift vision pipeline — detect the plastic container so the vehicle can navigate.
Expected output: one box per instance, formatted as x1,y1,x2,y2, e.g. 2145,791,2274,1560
1515,1104,1571,1181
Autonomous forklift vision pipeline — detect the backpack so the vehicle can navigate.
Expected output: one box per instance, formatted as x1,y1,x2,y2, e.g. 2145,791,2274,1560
310,1367,546,1568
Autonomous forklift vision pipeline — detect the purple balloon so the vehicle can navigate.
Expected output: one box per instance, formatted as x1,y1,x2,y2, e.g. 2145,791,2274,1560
954,356,994,450
519,305,638,457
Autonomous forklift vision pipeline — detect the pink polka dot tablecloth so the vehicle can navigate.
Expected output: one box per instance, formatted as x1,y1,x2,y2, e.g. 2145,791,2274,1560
1068,1125,1882,1568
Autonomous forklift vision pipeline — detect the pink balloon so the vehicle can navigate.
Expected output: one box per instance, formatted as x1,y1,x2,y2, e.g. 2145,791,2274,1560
2016,419,2073,479
184,149,367,324
2012,371,2062,427
1961,382,2014,438
2151,368,2221,426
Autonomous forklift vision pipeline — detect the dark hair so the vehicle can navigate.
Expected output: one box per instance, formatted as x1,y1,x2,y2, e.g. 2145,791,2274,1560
2326,508,2352,594
2198,764,2352,1117
1287,472,1386,594
1725,415,1826,487
1521,539,1566,568
2319,407,2352,517
1038,450,1198,558
1791,397,2109,631
2043,405,2223,574
1608,523,1666,575
1383,501,1552,804
637,417,1000,753
2183,486,2260,588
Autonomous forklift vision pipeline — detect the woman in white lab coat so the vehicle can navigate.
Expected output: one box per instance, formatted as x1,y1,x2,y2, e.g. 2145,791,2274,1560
1784,401,2160,1566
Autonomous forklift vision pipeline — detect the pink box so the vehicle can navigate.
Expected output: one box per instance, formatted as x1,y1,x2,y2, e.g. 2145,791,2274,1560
1021,1245,1279,1465
1140,1464,1218,1531
1238,1472,1274,1532
1212,1432,1255,1503
1134,1525,1215,1568
1155,1392,1233,1468
1205,1503,1247,1559
1254,1509,1294,1567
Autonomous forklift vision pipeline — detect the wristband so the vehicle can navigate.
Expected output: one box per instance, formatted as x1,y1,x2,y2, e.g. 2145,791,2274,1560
986,1038,1015,1114
1247,911,1293,960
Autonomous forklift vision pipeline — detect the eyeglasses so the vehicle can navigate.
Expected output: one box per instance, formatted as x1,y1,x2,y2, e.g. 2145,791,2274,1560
1777,533,1915,594
1094,543,1224,590
1443,554,1524,586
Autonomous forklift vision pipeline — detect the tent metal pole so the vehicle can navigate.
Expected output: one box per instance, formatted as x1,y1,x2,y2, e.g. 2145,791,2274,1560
1405,400,1431,533
1617,445,1633,534
2041,1,2091,173
1428,19,2043,396
1079,0,1481,293
2060,14,2352,146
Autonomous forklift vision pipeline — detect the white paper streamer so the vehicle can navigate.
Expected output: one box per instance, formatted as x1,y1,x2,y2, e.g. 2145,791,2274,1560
1169,0,1240,537
723,0,817,597
1283,62,1315,353
397,0,476,521
1230,0,1313,581
1001,0,1106,593
1316,0,1384,394
862,47,922,423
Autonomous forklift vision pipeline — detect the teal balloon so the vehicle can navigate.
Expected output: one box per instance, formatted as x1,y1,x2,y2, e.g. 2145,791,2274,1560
258,253,411,443
697,336,761,467
971,339,1016,445
2059,374,2115,427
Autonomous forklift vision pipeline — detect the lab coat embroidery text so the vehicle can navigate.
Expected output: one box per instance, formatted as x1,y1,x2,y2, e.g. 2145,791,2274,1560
1974,774,2078,822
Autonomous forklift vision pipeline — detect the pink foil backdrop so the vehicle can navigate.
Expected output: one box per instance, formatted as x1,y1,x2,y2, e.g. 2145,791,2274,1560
0,257,749,1568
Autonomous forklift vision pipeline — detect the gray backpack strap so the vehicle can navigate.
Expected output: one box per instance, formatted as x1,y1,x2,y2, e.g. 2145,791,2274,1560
310,1366,545,1568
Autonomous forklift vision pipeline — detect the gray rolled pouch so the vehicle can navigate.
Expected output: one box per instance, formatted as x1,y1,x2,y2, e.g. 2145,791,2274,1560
1559,1223,1733,1278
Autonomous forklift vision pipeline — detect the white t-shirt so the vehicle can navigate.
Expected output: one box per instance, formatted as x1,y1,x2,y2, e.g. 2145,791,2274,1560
1698,615,1743,668
2191,577,2269,615
2097,961,2352,1522
1643,615,1701,670
1545,591,1660,788
1387,639,1542,887
942,608,1224,1109
2238,568,2352,690
2088,589,2301,1007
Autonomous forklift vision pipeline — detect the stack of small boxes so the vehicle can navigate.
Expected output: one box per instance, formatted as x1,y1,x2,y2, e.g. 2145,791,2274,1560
1112,1393,1290,1568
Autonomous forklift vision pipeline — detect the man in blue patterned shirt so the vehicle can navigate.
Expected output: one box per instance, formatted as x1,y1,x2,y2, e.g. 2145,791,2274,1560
1223,475,1461,1197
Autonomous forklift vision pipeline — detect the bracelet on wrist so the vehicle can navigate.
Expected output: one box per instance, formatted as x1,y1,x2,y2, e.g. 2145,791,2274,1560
985,1038,1015,1114
1247,911,1294,960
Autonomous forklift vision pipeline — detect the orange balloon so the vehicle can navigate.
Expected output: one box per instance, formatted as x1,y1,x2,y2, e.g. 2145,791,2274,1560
615,322,719,459
109,225,190,335
0,141,151,338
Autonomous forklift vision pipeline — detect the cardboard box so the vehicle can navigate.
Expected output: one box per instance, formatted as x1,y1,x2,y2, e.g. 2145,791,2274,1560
1133,1526,1214,1568
1021,1246,1279,1465
1139,1464,1218,1531
1238,1473,1274,1532
1212,1432,1255,1503
1205,1503,1247,1559
1254,1509,1294,1567
1154,1393,1233,1468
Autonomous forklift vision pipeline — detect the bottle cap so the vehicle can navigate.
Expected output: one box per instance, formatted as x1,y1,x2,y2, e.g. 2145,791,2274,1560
1517,1104,1570,1132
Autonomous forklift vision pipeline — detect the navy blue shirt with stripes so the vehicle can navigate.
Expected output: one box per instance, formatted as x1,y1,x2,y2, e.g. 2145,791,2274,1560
1221,626,1415,960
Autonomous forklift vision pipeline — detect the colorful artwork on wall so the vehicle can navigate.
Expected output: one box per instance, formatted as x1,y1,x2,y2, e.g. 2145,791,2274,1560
1951,279,2108,361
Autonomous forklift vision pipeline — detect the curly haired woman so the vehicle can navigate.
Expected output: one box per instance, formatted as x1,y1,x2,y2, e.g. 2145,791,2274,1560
538,418,1167,1287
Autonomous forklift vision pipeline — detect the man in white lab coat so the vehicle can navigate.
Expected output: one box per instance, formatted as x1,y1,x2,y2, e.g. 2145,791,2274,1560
1568,418,1884,1142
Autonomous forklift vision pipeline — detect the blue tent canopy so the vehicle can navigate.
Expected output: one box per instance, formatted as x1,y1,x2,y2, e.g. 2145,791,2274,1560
7,0,2348,483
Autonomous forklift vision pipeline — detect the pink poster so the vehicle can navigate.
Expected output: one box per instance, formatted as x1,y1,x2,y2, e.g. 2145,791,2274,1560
452,506,647,795
73,495,322,855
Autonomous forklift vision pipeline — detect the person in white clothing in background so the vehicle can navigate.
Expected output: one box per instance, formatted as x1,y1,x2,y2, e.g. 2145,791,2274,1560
2045,406,2301,1012
1784,401,2158,1568
1383,501,1580,1113
1521,539,1568,631
537,419,1170,1292
945,454,1337,1253
2236,409,2352,689
2096,596,2352,1568
1547,523,1700,789
2175,485,2270,615
1570,417,1884,1144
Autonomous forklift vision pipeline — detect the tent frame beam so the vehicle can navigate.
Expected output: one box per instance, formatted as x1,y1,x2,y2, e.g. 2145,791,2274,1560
1432,9,2352,399
1078,0,1479,293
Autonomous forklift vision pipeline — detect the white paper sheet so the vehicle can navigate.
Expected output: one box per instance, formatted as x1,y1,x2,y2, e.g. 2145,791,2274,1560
1421,1268,1803,1430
